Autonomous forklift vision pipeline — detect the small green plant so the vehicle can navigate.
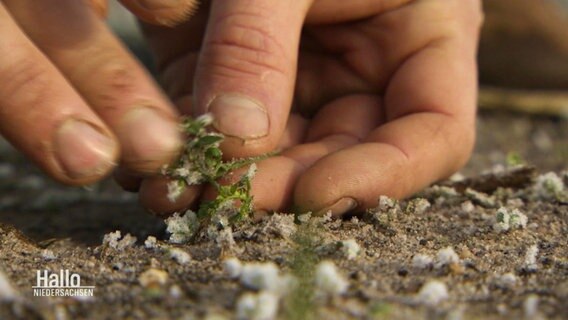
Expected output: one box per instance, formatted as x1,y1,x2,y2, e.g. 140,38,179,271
506,151,525,166
283,218,322,320
163,114,269,226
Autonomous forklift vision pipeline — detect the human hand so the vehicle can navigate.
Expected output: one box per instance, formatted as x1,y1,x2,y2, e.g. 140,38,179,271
0,0,185,185
127,0,483,217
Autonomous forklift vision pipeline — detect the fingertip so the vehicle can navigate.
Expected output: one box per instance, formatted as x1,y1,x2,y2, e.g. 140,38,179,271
139,176,202,216
118,107,183,174
53,118,119,185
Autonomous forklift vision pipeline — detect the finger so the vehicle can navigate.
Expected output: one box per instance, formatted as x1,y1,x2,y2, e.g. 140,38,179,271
139,176,202,216
295,17,481,216
201,95,380,213
89,0,108,18
275,113,309,151
4,0,183,174
0,5,118,184
138,110,305,215
119,0,199,26
306,0,412,24
200,136,353,214
193,0,313,158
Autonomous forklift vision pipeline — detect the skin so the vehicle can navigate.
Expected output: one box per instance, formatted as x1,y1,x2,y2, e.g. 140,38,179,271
0,0,482,217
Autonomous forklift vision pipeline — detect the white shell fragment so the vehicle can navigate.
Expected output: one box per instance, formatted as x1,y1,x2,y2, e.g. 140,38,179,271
340,239,361,260
165,211,200,244
315,260,349,296
236,291,279,320
224,257,243,279
240,262,280,292
0,269,17,301
169,248,191,265
416,280,449,306
434,247,460,269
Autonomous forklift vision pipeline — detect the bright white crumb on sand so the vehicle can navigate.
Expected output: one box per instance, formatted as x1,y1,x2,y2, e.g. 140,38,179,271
169,248,191,265
165,211,199,244
223,257,243,279
494,273,517,289
236,291,279,320
493,207,528,233
138,268,168,288
144,236,158,249
533,172,565,200
240,262,280,292
523,294,540,318
461,200,475,213
524,245,539,272
0,269,16,301
434,247,460,269
416,280,449,306
340,239,361,260
315,260,349,296
465,188,496,207
41,249,56,261
378,195,398,211
406,198,431,214
102,231,137,251
412,254,434,270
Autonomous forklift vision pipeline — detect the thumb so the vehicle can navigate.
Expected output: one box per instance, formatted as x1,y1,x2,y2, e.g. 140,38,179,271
194,0,312,158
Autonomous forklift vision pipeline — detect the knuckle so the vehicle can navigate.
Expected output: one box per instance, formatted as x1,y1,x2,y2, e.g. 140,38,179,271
202,12,289,79
85,58,139,111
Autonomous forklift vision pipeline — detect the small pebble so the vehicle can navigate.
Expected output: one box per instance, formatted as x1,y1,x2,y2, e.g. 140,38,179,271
236,291,279,320
169,285,183,299
223,257,243,279
0,269,16,301
524,245,539,272
144,236,158,249
406,198,431,214
523,294,539,318
339,239,361,260
416,280,449,306
411,254,433,270
138,268,168,288
102,231,137,251
494,273,517,289
460,201,475,213
315,260,349,296
169,248,191,265
240,262,280,292
435,247,460,269
41,249,57,261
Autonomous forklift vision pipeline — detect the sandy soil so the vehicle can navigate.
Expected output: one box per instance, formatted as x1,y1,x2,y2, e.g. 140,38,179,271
0,110,566,320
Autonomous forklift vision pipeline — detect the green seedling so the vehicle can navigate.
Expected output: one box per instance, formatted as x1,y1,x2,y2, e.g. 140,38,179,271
163,114,270,226
506,151,525,166
283,218,322,320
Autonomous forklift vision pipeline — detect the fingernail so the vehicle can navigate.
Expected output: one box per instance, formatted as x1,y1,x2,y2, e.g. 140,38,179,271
208,94,269,140
120,107,182,170
315,197,358,217
54,119,117,179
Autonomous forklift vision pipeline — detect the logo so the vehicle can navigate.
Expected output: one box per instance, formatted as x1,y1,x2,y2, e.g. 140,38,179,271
33,270,95,297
